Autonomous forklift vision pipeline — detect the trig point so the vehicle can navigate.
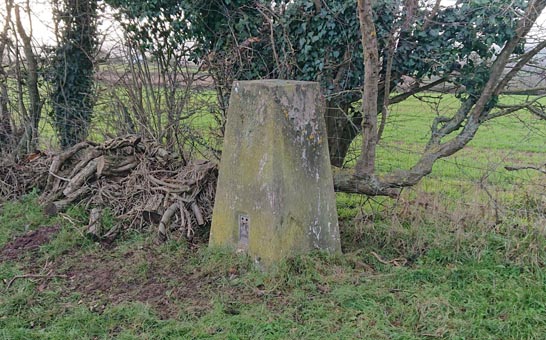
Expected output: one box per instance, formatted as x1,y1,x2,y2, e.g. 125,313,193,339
210,80,340,267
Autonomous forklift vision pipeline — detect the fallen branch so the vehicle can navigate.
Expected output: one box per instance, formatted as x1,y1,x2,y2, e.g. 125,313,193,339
5,273,67,289
44,186,91,216
370,251,408,267
158,202,180,238
63,159,98,196
4,135,218,243
149,176,190,191
505,164,546,174
191,202,205,226
87,208,102,240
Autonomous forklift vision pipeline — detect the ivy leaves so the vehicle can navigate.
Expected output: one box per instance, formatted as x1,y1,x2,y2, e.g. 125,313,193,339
50,0,98,147
107,0,527,105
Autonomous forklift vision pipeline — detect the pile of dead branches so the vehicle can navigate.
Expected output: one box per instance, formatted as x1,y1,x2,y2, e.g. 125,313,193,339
0,151,50,202
2,135,218,242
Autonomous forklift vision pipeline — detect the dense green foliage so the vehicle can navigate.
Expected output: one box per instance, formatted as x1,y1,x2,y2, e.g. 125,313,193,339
108,0,524,94
50,0,98,148
106,0,529,165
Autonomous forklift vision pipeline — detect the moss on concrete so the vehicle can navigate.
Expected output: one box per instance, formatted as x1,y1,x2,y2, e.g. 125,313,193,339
210,80,340,268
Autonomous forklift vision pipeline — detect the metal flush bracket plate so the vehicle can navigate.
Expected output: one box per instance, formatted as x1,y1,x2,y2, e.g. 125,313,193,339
238,214,250,250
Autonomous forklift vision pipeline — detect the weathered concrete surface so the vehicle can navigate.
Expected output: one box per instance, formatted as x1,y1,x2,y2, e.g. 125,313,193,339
210,80,340,267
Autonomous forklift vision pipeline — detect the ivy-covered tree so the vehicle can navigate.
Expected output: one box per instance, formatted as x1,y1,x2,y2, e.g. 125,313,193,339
50,0,98,148
108,0,546,196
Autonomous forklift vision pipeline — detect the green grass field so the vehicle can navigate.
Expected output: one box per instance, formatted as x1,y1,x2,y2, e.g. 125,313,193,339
1,194,545,339
1,94,545,339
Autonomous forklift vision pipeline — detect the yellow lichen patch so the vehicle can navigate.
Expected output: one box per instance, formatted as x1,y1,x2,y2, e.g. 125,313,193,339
210,80,340,269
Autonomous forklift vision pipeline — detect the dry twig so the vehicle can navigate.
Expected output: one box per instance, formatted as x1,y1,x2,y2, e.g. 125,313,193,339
5,273,67,289
370,251,408,267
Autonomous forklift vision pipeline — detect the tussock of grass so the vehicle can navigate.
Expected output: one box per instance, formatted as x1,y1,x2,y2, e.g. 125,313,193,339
0,192,54,245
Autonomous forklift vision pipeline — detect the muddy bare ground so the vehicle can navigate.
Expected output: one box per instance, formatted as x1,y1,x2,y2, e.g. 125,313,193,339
2,226,262,319
60,246,266,319
0,226,60,261
60,247,212,318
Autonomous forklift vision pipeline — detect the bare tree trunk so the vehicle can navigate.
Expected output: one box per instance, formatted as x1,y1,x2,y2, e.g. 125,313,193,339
355,0,379,177
15,4,42,152
324,102,361,167
0,0,14,146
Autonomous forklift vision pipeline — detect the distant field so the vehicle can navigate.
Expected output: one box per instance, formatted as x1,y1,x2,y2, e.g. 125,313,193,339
359,94,546,176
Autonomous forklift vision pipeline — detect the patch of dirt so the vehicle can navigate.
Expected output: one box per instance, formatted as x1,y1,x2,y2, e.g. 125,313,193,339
51,245,258,319
0,226,60,261
2,228,272,320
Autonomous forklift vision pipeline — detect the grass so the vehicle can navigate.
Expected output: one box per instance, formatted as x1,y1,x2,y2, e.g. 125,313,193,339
1,94,545,339
1,187,545,339
375,95,546,174
0,192,55,245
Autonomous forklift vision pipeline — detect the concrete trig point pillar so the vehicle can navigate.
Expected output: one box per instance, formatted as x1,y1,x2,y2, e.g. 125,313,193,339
210,80,341,267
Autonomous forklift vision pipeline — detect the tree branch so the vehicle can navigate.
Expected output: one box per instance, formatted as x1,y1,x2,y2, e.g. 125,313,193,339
486,94,546,121
356,0,380,176
495,40,546,94
501,87,546,95
390,77,448,105
428,97,476,147
505,164,546,174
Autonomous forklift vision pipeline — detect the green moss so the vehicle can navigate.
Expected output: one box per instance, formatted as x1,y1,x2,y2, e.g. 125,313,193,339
211,81,340,267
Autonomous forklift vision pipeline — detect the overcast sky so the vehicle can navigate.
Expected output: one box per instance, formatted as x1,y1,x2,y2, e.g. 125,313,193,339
4,0,546,47
1,0,121,45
